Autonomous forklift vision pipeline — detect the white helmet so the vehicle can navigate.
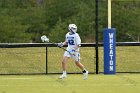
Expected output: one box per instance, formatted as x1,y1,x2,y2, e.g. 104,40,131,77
68,24,77,33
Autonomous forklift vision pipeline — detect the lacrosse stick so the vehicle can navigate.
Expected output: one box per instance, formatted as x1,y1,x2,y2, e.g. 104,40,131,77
41,35,77,57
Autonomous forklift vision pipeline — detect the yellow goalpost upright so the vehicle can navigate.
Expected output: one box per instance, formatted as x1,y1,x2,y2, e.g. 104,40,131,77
104,0,116,74
108,0,112,29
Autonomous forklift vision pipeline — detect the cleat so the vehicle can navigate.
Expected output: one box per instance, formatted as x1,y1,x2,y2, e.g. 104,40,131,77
83,71,88,80
59,74,67,79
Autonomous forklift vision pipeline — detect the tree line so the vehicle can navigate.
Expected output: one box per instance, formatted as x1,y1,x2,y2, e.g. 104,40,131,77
0,0,139,43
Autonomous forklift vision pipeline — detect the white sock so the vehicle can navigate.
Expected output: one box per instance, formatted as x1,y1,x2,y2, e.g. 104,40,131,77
63,71,66,75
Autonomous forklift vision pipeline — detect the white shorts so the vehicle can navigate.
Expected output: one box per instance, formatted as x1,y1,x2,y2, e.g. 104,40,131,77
64,51,80,62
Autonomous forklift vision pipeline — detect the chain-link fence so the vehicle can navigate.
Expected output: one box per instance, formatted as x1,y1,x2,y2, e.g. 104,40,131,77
0,47,46,74
99,45,140,73
0,43,96,75
0,43,140,75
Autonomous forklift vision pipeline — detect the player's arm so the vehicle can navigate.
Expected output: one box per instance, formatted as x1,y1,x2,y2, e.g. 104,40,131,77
57,40,67,47
74,34,81,50
63,39,68,46
63,33,69,46
74,44,80,50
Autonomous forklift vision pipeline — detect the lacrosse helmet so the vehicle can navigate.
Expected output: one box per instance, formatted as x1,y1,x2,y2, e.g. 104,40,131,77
68,24,77,33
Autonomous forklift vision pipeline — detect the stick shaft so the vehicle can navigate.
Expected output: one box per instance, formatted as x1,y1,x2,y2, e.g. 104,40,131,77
49,40,76,56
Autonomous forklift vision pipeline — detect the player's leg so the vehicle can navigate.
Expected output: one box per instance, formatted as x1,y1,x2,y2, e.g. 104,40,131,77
75,61,84,70
62,56,68,71
75,61,88,80
74,52,88,80
59,56,68,79
59,51,70,79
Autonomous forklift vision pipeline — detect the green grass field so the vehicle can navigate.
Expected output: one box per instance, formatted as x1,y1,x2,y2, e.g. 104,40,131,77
0,74,140,93
0,46,140,93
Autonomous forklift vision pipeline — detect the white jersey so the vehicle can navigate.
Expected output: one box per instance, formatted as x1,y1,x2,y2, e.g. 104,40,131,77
65,32,81,51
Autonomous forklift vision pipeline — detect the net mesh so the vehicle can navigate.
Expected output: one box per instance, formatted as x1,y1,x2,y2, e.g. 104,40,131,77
0,47,96,74
98,46,140,73
0,44,140,74
0,47,46,74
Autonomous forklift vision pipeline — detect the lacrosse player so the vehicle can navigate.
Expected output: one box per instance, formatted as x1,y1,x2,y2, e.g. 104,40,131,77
58,24,88,80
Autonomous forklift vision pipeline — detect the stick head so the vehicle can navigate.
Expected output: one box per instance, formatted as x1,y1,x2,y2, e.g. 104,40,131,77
41,35,49,42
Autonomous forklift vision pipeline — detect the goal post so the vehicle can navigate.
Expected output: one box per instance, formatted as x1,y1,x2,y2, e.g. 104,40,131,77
104,0,116,74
